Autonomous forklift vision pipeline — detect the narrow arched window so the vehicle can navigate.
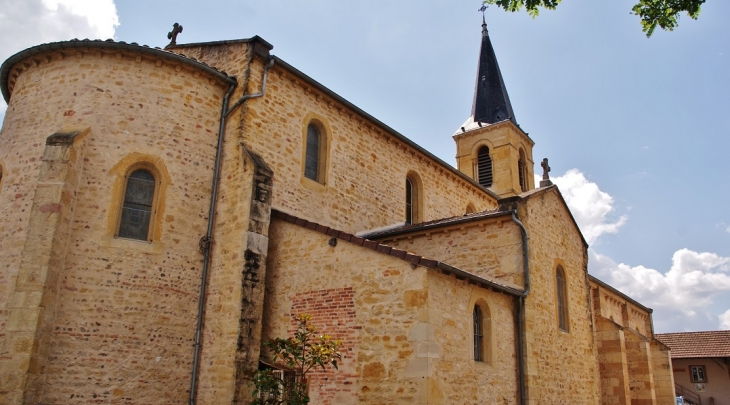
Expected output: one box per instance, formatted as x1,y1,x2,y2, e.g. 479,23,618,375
118,169,155,240
556,266,569,332
518,149,527,192
304,124,320,182
405,178,414,225
466,203,476,214
473,305,484,361
477,146,492,187
405,172,423,225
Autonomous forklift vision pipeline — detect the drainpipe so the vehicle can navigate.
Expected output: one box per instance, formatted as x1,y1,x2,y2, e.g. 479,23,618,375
189,56,275,405
509,210,530,405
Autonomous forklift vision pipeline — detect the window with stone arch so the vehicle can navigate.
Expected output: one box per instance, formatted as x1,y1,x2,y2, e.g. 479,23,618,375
405,171,423,225
473,301,492,363
466,203,476,214
303,121,328,184
556,265,570,332
518,148,528,192
476,145,493,188
117,167,158,241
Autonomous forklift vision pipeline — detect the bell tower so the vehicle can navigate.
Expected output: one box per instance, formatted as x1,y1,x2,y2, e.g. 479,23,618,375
453,16,535,198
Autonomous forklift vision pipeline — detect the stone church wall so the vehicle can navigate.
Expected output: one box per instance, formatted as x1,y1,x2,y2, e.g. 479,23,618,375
517,189,602,404
375,216,525,290
184,50,501,234
0,46,229,403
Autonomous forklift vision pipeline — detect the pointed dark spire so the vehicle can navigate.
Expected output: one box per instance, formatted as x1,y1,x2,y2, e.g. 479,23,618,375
471,17,516,125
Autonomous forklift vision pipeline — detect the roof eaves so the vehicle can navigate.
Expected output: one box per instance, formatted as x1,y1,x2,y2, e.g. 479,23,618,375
362,209,512,239
1,39,237,103
589,274,652,314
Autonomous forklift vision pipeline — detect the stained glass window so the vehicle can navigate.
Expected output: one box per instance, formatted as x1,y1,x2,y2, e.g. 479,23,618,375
118,169,155,240
304,124,320,181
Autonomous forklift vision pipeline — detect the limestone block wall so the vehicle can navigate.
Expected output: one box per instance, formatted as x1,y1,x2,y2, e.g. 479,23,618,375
263,218,430,404
0,45,229,403
426,272,518,404
650,341,675,405
264,218,520,404
174,41,499,233
374,215,524,289
516,189,601,404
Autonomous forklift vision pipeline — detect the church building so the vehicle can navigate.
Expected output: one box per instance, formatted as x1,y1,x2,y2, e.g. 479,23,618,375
0,17,675,405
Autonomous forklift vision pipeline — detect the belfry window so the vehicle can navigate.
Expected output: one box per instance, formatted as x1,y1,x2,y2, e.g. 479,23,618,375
556,266,569,332
477,146,493,187
118,169,156,241
518,149,527,192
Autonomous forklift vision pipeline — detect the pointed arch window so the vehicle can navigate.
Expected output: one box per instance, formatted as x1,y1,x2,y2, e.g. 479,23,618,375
518,148,528,192
477,146,493,187
556,266,569,332
118,169,156,241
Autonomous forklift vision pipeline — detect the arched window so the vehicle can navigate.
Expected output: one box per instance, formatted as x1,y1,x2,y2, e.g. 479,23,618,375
476,146,492,187
518,148,528,192
466,203,476,214
304,124,321,182
117,169,156,241
473,303,492,363
556,266,569,332
405,178,414,225
405,172,423,225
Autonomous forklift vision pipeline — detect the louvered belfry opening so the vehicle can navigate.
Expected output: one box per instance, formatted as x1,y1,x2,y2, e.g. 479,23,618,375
477,146,493,188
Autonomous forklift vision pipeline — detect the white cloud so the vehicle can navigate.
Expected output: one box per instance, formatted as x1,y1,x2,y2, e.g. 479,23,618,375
591,248,730,332
0,0,118,114
547,169,627,245
720,309,730,330
726,225,730,234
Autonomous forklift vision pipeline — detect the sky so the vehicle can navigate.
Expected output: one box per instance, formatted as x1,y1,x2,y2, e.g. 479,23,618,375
1,0,729,333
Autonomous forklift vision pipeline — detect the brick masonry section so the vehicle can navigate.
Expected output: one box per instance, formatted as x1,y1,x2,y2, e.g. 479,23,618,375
290,288,359,405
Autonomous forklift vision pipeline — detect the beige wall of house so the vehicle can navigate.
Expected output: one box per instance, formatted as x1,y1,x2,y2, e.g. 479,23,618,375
672,358,730,405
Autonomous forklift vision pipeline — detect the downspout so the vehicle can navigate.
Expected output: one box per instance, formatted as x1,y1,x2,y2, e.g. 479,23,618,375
189,56,275,405
509,210,530,405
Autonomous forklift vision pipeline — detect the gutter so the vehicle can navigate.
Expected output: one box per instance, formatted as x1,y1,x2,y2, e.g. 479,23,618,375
189,56,275,405
509,210,530,405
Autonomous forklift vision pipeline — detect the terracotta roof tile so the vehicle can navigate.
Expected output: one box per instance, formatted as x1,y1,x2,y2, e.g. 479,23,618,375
655,330,730,358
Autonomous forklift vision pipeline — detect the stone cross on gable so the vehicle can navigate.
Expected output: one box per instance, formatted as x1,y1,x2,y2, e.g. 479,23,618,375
167,23,183,46
540,158,553,187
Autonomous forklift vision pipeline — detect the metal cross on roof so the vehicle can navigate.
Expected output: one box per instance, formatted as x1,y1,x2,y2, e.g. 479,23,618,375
167,23,183,46
478,4,488,20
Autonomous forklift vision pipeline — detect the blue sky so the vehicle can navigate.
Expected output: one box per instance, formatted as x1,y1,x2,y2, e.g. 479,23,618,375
1,0,729,333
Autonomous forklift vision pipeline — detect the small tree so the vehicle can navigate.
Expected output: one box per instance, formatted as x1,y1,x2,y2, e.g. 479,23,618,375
251,314,343,405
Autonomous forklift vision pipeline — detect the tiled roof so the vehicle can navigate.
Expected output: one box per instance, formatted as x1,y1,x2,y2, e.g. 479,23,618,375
361,208,508,239
271,209,524,297
655,330,730,358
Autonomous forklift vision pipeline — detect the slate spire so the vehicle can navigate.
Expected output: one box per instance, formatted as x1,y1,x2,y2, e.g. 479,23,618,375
471,16,516,124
